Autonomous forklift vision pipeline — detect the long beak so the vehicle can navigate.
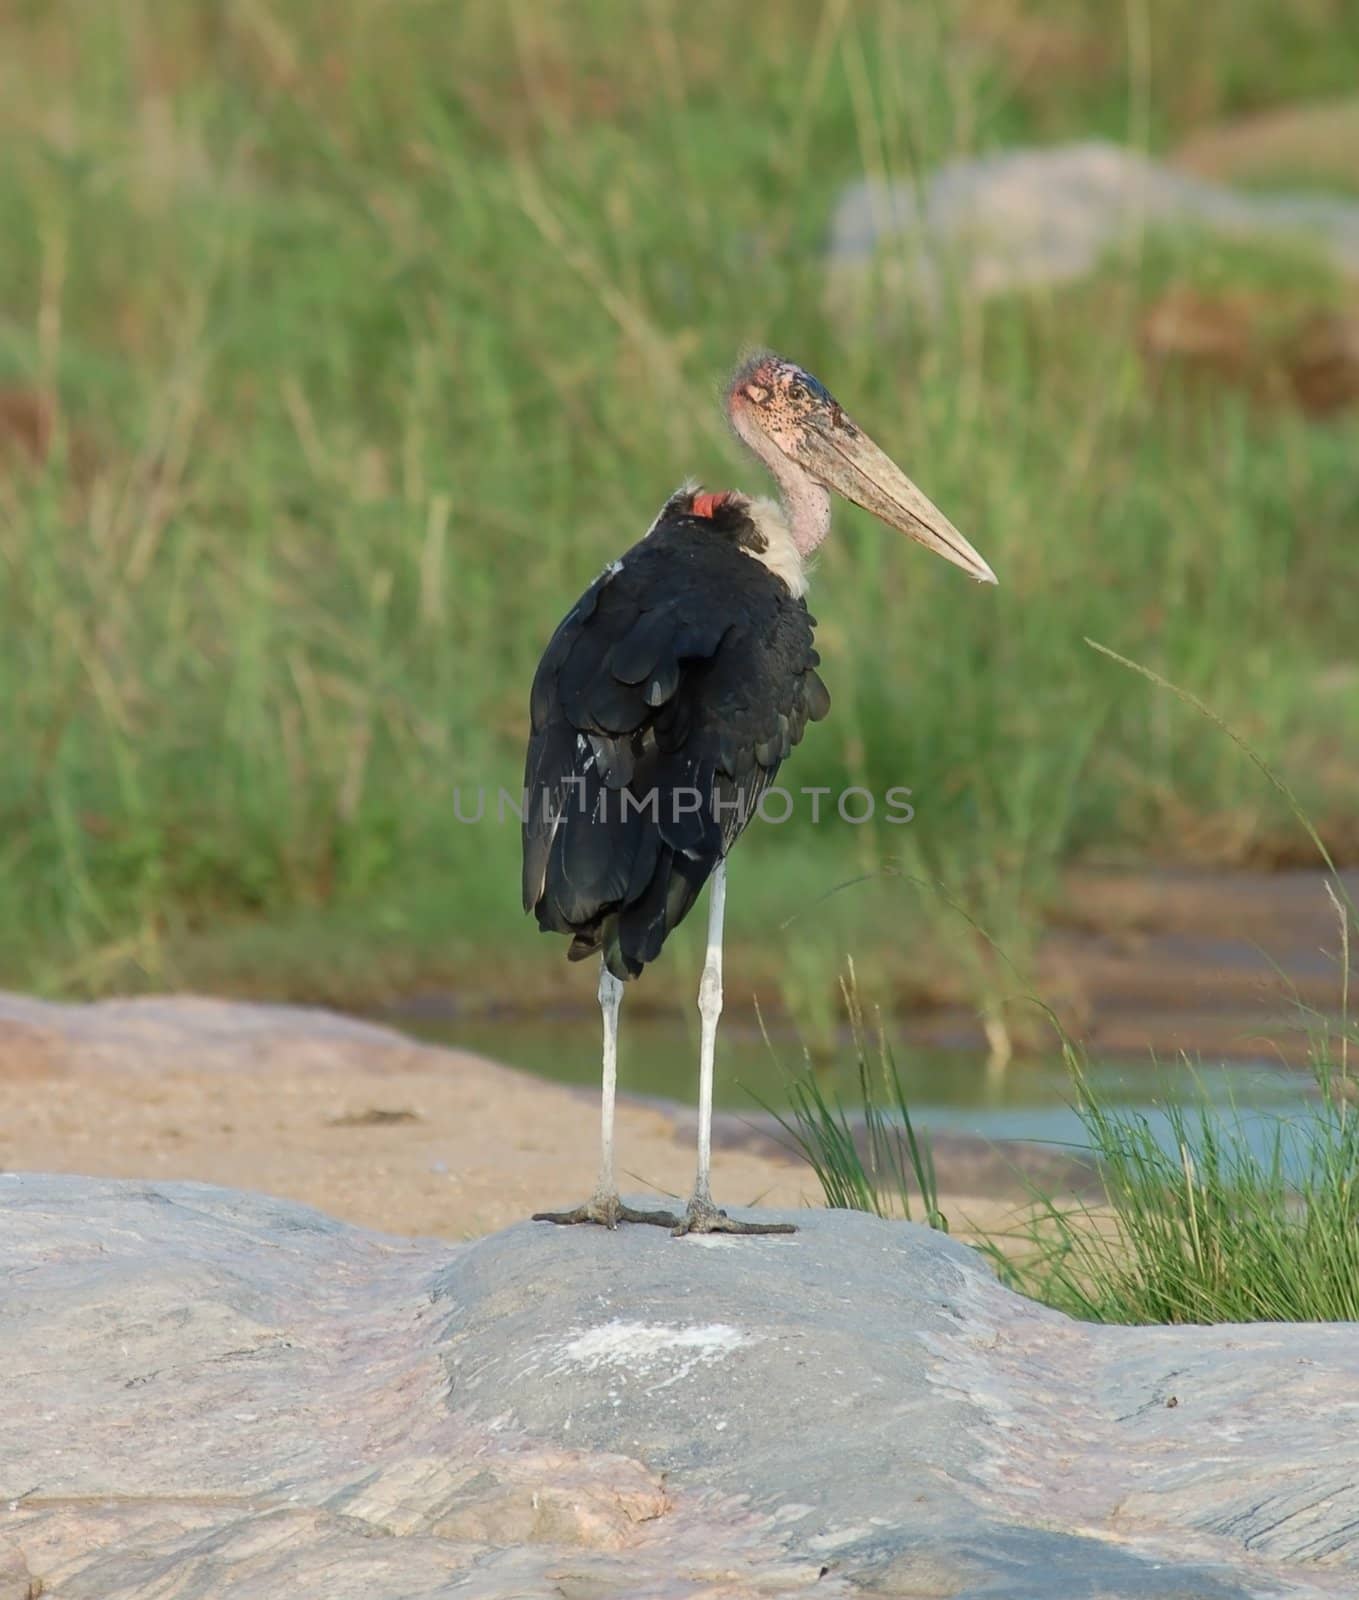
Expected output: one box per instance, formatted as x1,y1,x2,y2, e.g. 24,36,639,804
798,420,997,584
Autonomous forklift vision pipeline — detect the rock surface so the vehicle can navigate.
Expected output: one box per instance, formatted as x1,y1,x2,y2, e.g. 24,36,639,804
826,141,1359,312
6,1174,1358,1597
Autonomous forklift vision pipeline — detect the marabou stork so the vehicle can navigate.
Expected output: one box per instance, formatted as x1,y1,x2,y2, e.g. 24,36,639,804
523,352,996,1236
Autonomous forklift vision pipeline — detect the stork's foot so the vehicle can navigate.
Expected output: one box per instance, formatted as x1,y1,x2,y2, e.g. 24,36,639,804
532,1192,681,1230
671,1193,797,1237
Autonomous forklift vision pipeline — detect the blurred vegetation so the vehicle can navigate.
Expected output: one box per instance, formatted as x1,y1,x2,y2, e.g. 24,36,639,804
0,0,1357,1013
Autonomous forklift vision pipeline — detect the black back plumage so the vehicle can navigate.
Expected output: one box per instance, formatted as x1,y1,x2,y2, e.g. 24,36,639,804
522,488,831,980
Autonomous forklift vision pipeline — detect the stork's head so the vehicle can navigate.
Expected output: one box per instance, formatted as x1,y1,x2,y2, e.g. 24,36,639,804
726,353,996,584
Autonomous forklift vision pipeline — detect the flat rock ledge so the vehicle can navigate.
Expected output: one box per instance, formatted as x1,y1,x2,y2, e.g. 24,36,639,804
4,1176,1357,1599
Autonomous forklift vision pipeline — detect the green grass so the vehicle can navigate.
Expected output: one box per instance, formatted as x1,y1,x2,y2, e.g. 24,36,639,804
990,1041,1359,1323
763,960,948,1227
781,998,1359,1322
1,1,1358,1010
779,677,1359,1323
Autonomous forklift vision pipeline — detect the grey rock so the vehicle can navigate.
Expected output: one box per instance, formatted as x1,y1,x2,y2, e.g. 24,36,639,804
826,141,1359,312
0,988,429,1073
4,1174,1358,1597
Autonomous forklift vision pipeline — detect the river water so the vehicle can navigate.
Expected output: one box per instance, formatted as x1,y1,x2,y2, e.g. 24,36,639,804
402,1009,1329,1172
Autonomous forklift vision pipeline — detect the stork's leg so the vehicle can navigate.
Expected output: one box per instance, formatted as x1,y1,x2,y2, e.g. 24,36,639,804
533,960,679,1229
674,861,795,1238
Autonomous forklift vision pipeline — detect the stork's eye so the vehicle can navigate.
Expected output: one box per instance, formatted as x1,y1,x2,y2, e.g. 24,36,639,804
787,381,808,403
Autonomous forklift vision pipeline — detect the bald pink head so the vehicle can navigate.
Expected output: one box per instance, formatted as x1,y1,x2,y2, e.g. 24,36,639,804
724,351,997,584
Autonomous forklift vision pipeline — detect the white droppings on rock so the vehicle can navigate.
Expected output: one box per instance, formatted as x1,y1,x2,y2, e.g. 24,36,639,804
547,1320,754,1391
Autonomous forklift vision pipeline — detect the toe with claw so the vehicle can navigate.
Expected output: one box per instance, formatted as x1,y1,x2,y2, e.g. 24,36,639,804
533,1193,680,1230
671,1193,797,1237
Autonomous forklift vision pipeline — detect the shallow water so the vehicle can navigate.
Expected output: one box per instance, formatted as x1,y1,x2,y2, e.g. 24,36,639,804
404,1010,1323,1167
392,865,1356,1178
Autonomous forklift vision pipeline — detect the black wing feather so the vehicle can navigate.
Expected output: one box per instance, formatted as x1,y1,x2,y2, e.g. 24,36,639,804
522,500,829,980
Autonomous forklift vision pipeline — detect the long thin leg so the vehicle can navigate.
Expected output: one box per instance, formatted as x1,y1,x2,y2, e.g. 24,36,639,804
674,861,794,1237
595,962,622,1196
693,858,725,1208
533,959,679,1230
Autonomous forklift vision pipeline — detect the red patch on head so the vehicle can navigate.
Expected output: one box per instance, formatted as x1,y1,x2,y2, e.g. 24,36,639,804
691,490,733,520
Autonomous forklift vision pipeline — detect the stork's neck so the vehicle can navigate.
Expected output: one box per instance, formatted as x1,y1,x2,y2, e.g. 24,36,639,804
733,408,831,556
